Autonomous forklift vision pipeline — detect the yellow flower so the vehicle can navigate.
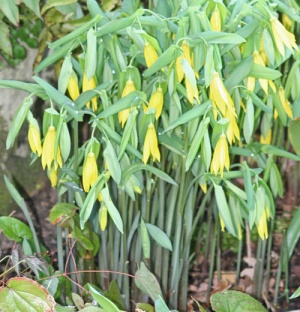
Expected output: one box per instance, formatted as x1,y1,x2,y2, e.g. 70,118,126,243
28,123,42,156
210,133,230,177
209,72,237,119
282,13,292,30
142,123,161,164
253,51,268,95
219,213,225,231
270,17,298,57
99,206,108,231
256,209,268,240
49,166,58,188
41,126,63,170
210,6,221,31
185,77,200,105
176,54,184,83
82,72,98,111
260,129,272,144
181,41,193,68
118,79,136,127
279,86,293,118
148,87,164,119
82,152,98,192
246,76,256,92
225,110,240,145
144,41,158,68
67,73,80,101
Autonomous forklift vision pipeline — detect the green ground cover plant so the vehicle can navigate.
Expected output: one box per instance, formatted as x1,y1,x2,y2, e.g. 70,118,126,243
0,0,300,311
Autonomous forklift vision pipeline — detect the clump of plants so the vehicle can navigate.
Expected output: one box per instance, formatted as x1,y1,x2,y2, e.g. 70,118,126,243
1,0,300,311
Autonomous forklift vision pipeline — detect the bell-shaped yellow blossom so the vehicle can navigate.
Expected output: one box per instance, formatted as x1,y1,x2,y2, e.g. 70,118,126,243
82,72,98,111
181,41,193,68
118,79,136,127
279,86,293,118
209,72,237,119
225,110,240,145
282,13,292,30
270,17,298,57
185,77,200,105
142,123,161,164
210,6,221,31
148,87,164,119
49,166,58,188
210,133,230,177
99,206,108,231
144,41,158,68
246,76,256,92
260,129,272,144
256,209,268,240
82,152,98,192
41,126,63,170
253,51,269,94
28,123,42,156
176,55,184,83
67,73,80,101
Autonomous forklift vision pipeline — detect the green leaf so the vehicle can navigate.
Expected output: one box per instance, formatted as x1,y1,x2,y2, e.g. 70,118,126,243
89,284,121,312
290,286,300,299
23,0,41,18
192,31,246,45
249,64,282,80
0,80,47,99
140,219,151,259
135,262,163,301
0,0,19,25
211,290,268,312
41,0,78,14
145,223,172,251
0,217,32,242
103,280,126,311
163,100,211,133
154,295,170,312
261,145,300,161
49,203,78,226
243,97,254,144
286,206,300,259
86,28,97,80
103,140,121,184
288,118,300,157
6,96,32,149
0,277,56,311
101,187,123,234
0,22,12,56
121,164,177,186
136,303,155,312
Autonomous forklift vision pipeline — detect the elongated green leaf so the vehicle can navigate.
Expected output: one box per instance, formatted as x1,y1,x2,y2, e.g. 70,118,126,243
140,219,151,259
101,187,123,233
248,91,272,113
242,162,255,212
224,180,247,201
89,285,121,312
135,262,163,301
103,140,121,184
243,97,254,144
41,0,78,15
261,144,300,161
0,22,12,56
288,118,300,157
192,31,246,45
0,277,56,312
145,223,172,251
211,290,268,312
290,286,300,299
249,64,282,80
286,206,300,259
23,0,41,18
0,80,47,99
121,164,177,186
96,91,146,119
154,296,170,312
86,28,97,80
6,96,32,149
163,101,211,133
0,0,19,25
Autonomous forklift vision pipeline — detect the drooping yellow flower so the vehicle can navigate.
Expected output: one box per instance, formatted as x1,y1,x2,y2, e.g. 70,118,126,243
210,133,230,177
144,41,158,68
209,72,237,119
28,123,42,156
118,79,136,127
142,123,161,164
82,152,98,192
270,17,298,57
41,126,63,170
282,13,292,30
82,72,98,111
181,41,193,68
67,73,80,101
176,54,184,82
99,205,108,231
256,209,268,240
210,6,221,31
260,129,272,144
49,166,58,187
225,110,240,145
185,77,200,105
148,87,164,119
279,86,293,118
253,51,268,94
